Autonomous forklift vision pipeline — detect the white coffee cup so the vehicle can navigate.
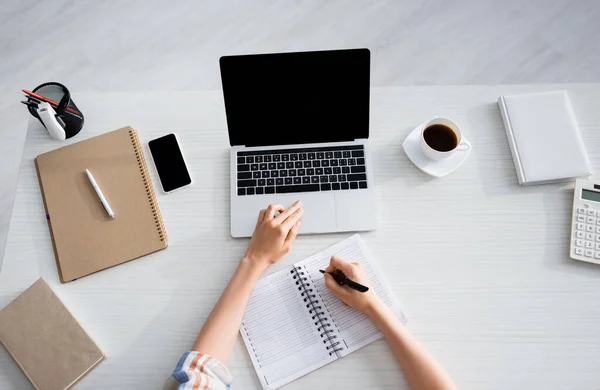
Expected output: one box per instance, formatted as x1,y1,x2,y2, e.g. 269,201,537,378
420,117,470,160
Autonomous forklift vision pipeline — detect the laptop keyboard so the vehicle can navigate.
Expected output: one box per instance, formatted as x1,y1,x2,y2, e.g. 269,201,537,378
236,145,367,196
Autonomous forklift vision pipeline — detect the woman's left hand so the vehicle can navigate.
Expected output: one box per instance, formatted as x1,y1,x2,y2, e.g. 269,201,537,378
244,201,303,269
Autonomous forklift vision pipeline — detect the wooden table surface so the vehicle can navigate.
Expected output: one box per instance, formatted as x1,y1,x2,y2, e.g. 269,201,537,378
2,85,600,390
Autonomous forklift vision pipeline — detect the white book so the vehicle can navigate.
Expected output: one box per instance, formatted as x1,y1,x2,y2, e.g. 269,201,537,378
240,234,406,389
497,90,591,185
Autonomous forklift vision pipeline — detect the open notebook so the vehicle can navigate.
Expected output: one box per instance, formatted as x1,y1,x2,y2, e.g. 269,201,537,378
240,234,406,389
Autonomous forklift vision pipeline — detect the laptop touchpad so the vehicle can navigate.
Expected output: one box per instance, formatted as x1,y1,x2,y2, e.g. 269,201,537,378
271,193,336,234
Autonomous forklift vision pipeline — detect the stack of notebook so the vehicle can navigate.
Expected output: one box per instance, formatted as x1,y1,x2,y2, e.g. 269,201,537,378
1,127,172,387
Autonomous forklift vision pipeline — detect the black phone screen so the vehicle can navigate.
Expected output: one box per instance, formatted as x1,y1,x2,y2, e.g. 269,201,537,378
148,134,191,192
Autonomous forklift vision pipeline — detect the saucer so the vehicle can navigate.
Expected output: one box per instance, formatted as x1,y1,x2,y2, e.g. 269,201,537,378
402,124,471,178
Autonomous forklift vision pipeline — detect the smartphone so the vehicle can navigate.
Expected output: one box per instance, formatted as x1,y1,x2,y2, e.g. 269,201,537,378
148,133,192,193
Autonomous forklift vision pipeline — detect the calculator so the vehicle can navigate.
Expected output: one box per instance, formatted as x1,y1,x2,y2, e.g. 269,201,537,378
571,178,600,265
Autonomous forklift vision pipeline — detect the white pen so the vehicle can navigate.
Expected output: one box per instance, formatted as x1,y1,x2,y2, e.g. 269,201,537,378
85,169,115,218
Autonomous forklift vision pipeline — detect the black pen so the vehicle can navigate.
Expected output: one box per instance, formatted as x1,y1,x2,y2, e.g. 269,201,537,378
21,100,39,109
23,95,83,120
319,269,369,293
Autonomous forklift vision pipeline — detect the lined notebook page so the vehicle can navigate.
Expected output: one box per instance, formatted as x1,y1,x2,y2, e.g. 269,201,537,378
296,234,406,357
240,267,335,390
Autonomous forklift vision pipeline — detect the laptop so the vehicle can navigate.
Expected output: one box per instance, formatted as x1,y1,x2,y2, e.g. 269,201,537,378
220,48,377,237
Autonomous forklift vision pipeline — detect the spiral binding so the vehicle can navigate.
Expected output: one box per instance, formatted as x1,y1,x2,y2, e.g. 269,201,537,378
128,128,168,243
290,266,343,356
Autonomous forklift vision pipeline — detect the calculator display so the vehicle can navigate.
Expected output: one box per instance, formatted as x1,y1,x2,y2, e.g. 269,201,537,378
582,189,600,202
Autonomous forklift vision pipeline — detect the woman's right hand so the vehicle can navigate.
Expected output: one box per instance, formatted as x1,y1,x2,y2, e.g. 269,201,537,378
323,256,382,315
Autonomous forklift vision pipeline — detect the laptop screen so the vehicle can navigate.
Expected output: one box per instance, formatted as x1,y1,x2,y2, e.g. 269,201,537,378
220,49,370,147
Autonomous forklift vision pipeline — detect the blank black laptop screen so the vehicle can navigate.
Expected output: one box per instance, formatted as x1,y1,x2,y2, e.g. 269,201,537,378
220,48,370,147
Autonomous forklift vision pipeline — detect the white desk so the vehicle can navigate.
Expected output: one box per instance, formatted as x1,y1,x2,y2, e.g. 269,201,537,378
2,85,600,390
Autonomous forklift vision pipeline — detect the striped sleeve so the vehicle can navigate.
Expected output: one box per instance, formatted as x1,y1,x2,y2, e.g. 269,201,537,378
164,351,233,390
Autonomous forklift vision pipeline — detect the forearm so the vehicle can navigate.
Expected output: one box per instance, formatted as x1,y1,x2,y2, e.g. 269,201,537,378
191,257,266,363
367,302,457,390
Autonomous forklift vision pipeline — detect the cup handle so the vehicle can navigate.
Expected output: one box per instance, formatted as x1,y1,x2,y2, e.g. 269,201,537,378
456,141,470,151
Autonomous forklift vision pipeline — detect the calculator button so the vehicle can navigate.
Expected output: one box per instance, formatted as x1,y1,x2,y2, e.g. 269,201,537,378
596,235,600,242
577,215,586,222
596,243,600,250
596,227,600,234
575,247,584,256
576,239,585,247
596,252,600,259
587,225,595,232
585,249,594,257
576,231,585,239
578,207,586,214
596,219,600,225
577,223,586,230
588,217,596,224
586,241,594,249
586,233,595,240
588,209,597,216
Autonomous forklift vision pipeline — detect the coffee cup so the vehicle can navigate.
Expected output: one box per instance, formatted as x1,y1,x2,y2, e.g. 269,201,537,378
420,117,469,160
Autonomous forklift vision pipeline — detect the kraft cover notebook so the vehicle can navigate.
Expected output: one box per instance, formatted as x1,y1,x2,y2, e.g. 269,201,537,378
240,234,406,389
35,126,168,283
0,278,104,390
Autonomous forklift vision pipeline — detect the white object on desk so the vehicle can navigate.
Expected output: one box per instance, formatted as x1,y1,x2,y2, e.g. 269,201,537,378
37,102,66,141
241,234,405,389
570,178,600,265
419,117,470,161
498,90,591,186
85,169,115,219
3,86,600,390
403,122,471,177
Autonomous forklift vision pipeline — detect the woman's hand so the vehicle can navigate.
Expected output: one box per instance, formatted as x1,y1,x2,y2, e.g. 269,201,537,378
324,256,382,315
243,201,303,270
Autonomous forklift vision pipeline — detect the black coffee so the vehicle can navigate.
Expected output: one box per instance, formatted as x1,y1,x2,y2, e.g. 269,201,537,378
423,124,458,152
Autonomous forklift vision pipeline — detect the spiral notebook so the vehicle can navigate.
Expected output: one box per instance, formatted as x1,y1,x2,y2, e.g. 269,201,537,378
240,234,406,389
35,126,168,283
